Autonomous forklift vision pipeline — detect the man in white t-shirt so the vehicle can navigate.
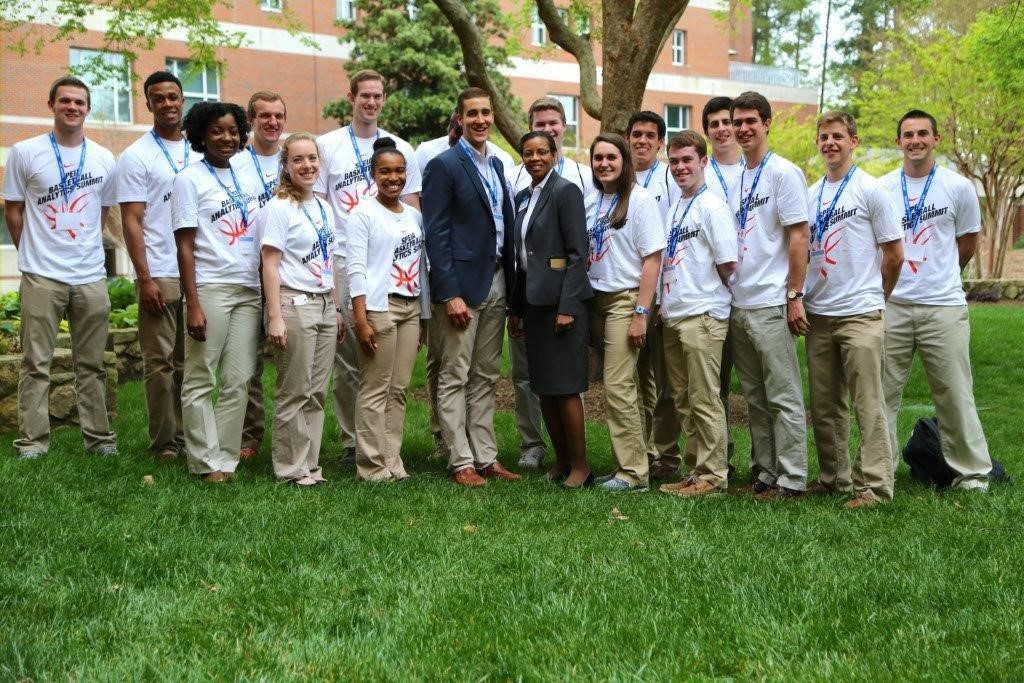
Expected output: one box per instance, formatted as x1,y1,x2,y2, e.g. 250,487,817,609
116,70,195,463
315,69,423,462
880,109,993,491
2,77,118,459
804,111,904,509
235,91,287,462
701,96,744,470
727,91,810,499
656,131,738,497
626,110,681,480
503,97,595,470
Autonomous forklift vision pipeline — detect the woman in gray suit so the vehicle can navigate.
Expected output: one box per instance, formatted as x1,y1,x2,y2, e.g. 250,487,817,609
508,131,594,488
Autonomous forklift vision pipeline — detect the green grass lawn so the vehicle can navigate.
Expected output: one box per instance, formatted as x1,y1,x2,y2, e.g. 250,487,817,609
2,304,1023,679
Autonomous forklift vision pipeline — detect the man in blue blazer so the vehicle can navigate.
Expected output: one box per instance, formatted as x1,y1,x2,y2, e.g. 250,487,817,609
423,87,520,487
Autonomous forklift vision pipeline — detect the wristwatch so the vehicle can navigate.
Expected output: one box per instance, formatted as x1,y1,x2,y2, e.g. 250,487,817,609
787,289,803,301
634,304,651,316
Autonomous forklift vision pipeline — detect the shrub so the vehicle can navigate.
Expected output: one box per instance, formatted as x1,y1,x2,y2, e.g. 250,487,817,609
1013,234,1024,250
0,291,20,320
109,303,139,329
107,277,136,311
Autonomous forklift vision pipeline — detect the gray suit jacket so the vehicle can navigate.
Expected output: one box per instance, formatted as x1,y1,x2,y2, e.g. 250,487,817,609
509,172,593,317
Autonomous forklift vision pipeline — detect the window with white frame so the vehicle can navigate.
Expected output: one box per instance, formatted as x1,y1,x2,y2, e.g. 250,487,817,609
550,94,579,148
69,48,132,124
260,0,283,11
337,0,356,21
672,29,686,66
664,105,691,136
165,58,220,115
532,9,547,46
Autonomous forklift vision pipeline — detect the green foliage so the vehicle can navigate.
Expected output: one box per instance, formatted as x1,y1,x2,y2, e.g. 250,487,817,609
109,304,140,330
107,277,136,312
1013,235,1024,251
0,291,20,320
750,0,819,74
323,0,519,145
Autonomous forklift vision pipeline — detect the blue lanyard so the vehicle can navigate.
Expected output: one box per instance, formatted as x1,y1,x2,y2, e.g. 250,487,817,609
301,198,331,266
710,158,730,202
736,151,773,230
457,138,501,213
248,146,276,199
813,165,857,244
667,185,707,258
591,193,619,253
349,125,379,190
151,131,188,174
203,160,250,228
641,160,660,189
557,156,565,175
901,165,937,235
49,132,87,201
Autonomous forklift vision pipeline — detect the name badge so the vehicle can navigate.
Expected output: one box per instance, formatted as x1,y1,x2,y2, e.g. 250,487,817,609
904,243,927,263
56,213,80,233
239,236,255,257
291,294,310,306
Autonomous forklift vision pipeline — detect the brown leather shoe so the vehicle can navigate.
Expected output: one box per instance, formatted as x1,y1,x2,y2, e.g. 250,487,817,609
451,466,486,488
845,490,881,509
200,471,226,483
661,479,725,497
478,461,521,481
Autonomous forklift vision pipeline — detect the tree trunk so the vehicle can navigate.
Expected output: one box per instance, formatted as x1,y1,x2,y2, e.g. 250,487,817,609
432,0,689,144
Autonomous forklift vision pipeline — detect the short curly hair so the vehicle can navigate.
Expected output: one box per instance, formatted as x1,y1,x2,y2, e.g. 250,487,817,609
182,101,250,154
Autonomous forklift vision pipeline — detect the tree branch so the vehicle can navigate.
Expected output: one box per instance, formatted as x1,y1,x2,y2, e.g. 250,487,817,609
535,0,602,120
430,0,526,147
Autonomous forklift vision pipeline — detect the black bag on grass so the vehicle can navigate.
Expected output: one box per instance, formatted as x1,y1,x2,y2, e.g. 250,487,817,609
902,416,1009,488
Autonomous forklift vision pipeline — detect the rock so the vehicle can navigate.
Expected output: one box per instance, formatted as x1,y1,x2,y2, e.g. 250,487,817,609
1004,284,1019,300
0,393,17,432
0,355,20,396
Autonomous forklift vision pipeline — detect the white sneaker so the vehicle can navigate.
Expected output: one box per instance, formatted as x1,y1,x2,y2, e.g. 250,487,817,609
517,446,546,469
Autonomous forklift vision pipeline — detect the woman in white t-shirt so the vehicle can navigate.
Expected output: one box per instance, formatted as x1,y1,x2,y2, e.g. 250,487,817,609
172,101,262,482
586,133,666,492
261,133,346,487
347,138,430,482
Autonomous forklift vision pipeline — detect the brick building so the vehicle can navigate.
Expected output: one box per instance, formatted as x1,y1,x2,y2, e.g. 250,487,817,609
0,0,817,289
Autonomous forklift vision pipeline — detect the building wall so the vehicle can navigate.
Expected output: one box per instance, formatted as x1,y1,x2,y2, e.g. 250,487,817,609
0,0,818,291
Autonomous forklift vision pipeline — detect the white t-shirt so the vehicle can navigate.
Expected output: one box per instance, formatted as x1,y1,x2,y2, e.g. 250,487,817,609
233,147,280,209
260,196,337,294
635,160,678,219
2,133,116,285
314,126,422,254
509,156,595,198
115,132,198,279
585,185,666,292
804,169,903,316
417,136,513,177
879,165,981,306
707,157,744,206
171,160,262,289
346,198,425,312
728,152,809,309
660,188,738,320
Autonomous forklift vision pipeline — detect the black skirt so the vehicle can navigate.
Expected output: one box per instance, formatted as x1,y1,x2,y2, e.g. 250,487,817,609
523,302,590,396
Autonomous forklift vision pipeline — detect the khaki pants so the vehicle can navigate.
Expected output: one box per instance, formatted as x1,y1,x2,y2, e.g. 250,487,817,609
15,274,114,454
241,341,266,452
639,309,682,463
436,269,506,472
730,305,808,490
182,284,261,475
331,252,358,450
662,313,730,488
590,289,648,486
355,296,421,481
883,302,991,490
807,311,894,499
509,332,545,452
137,276,184,454
271,289,336,481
